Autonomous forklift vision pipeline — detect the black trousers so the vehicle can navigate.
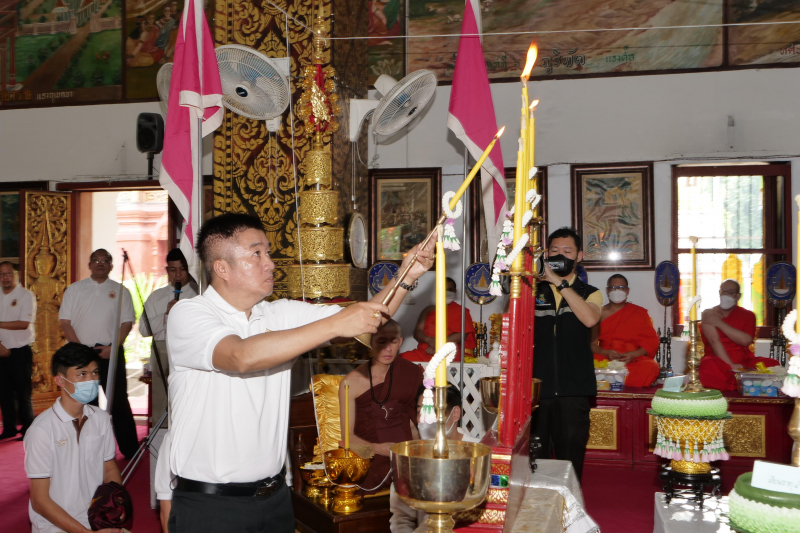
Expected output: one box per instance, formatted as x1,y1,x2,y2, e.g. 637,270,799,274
90,347,139,457
169,481,294,533
531,396,591,480
0,345,34,436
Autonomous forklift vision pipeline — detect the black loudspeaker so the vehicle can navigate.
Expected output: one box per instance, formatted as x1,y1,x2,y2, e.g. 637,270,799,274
136,112,164,154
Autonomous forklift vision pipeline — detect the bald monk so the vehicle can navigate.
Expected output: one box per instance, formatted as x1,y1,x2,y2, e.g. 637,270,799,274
401,277,476,362
699,279,779,391
590,274,660,387
339,320,422,491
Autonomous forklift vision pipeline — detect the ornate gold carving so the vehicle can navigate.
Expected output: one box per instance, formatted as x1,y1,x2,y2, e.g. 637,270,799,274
489,313,503,346
490,462,510,475
485,488,509,504
303,145,332,188
300,190,340,226
491,453,512,462
670,459,712,475
23,192,70,413
286,263,350,299
475,509,506,525
297,227,344,261
724,414,766,458
587,408,617,450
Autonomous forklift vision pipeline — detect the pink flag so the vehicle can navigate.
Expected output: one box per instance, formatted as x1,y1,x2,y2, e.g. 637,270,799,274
447,0,506,259
159,0,223,270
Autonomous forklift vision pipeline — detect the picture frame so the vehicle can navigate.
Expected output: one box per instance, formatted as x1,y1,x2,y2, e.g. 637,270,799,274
571,163,654,270
369,168,442,265
470,167,548,263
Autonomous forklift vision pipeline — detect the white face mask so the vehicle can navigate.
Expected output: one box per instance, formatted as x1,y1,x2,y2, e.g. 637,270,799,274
720,295,737,310
418,409,457,440
446,291,457,305
608,290,627,304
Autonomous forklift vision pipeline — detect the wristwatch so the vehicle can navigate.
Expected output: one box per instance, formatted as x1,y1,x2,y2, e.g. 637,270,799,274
556,280,570,292
398,279,418,292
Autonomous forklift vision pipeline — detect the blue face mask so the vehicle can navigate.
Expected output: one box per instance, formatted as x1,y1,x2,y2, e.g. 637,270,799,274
62,377,99,404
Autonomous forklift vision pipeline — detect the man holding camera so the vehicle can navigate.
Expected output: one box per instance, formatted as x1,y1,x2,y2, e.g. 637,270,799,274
533,227,602,480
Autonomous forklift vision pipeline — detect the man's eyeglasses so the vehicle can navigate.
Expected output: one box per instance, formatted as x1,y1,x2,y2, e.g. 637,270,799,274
607,285,629,290
90,259,111,265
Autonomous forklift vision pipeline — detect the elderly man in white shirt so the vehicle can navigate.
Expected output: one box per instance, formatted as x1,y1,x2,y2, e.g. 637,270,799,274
59,249,138,460
166,213,433,533
0,261,37,439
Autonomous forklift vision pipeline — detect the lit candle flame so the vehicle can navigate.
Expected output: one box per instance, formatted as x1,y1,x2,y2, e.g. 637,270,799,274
529,100,539,111
496,126,506,139
521,44,538,83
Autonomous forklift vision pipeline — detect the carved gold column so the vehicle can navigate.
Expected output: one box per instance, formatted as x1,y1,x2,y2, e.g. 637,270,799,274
285,6,350,300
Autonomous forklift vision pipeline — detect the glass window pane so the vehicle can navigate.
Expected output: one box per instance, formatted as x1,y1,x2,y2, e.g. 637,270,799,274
677,253,765,326
677,176,764,249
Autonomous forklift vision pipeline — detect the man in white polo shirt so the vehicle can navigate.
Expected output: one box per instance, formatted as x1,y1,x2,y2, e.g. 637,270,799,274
139,248,199,343
166,213,433,532
24,342,124,533
0,261,37,439
59,249,138,459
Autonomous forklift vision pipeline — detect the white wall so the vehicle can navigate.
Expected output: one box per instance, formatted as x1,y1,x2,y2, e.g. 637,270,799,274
370,67,800,330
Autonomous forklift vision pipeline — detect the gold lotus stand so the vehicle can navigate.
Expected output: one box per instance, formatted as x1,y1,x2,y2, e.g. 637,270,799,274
323,448,371,513
657,417,726,475
391,440,492,533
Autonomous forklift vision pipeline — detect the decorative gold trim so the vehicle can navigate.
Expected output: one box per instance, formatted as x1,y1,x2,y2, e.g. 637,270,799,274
300,190,340,226
596,391,794,404
724,414,766,458
491,463,510,475
303,147,333,189
491,454,512,462
297,227,344,262
670,459,712,474
286,263,351,299
485,488,509,504
587,407,617,450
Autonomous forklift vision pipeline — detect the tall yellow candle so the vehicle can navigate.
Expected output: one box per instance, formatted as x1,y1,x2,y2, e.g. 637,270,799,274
449,127,505,210
344,382,350,450
520,93,528,176
512,142,524,272
795,195,800,333
435,240,448,387
528,101,538,170
689,236,698,321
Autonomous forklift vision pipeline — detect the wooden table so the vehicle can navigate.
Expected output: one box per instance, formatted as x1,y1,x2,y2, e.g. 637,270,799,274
292,490,392,533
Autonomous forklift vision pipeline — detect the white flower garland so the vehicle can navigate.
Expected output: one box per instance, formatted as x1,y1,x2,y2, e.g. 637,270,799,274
780,309,800,397
419,343,457,424
441,192,463,251
781,309,800,344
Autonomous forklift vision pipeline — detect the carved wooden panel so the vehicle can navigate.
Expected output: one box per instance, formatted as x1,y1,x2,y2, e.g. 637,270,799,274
213,0,367,298
587,407,618,450
20,191,71,414
725,414,767,458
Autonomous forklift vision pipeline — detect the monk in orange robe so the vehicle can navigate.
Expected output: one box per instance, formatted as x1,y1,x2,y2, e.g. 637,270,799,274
401,277,476,362
699,279,779,391
590,274,660,387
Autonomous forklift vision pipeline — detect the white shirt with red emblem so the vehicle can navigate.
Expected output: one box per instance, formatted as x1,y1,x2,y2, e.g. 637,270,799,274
24,398,116,533
0,283,36,349
59,278,135,347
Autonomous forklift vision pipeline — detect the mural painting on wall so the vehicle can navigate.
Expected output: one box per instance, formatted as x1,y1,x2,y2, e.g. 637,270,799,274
728,0,800,66
367,0,403,85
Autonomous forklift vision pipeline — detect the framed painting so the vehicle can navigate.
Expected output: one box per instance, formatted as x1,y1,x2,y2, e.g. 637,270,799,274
369,167,441,265
571,163,654,270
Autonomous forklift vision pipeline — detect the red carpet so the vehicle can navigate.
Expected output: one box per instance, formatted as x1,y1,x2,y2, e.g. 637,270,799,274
583,464,663,533
1,424,162,533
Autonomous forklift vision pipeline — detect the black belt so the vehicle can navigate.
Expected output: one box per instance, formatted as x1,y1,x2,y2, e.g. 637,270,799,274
176,467,285,499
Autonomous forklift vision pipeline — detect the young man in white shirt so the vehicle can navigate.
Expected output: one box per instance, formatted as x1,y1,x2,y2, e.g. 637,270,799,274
24,342,124,533
0,261,37,439
166,213,434,533
59,249,138,459
139,248,199,343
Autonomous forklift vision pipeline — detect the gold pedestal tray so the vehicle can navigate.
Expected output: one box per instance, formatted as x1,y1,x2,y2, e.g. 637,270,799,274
657,417,726,475
286,263,351,299
300,464,326,498
479,377,542,414
323,448,370,513
299,190,340,226
391,440,492,533
309,474,334,507
296,227,344,262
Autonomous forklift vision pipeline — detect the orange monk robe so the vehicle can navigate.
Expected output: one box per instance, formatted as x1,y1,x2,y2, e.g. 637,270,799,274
698,306,780,391
595,303,660,388
400,302,476,362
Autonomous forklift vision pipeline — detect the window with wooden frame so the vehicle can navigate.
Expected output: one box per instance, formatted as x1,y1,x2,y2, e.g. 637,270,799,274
671,164,791,335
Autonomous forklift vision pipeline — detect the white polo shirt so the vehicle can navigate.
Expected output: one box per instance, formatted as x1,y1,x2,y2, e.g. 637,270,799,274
24,398,115,533
139,281,199,341
155,431,174,501
59,278,135,346
166,286,340,484
0,283,36,348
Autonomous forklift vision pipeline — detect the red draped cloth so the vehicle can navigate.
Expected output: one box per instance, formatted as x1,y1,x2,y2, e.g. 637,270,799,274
354,357,422,491
400,302,476,362
595,303,660,387
698,306,779,391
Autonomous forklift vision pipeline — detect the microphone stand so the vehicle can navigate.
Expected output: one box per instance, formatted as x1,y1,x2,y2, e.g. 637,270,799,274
117,249,175,485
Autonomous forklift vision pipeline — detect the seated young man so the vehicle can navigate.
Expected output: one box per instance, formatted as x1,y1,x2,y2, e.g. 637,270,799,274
699,279,779,391
390,384,477,533
24,343,123,533
590,274,660,387
339,319,422,491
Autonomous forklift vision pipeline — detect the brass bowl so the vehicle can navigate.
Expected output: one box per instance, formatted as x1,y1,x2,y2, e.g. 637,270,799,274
531,378,542,413
300,464,325,484
391,440,492,523
323,448,370,487
479,377,500,414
